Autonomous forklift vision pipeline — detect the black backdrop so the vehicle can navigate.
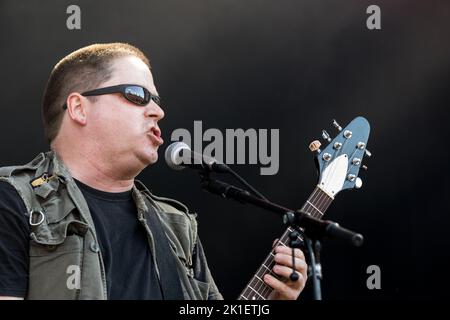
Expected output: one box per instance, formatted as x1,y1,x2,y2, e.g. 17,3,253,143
1,0,449,300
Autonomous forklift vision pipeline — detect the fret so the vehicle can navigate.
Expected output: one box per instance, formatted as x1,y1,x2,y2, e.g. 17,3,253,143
248,285,266,300
300,187,333,218
243,293,260,301
249,272,272,289
305,200,323,215
240,284,265,301
277,241,288,247
257,263,279,279
238,186,335,300
249,278,272,298
255,266,275,280
260,263,271,271
255,275,263,282
263,254,279,270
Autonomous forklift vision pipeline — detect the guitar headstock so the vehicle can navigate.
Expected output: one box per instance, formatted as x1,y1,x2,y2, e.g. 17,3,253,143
309,117,371,198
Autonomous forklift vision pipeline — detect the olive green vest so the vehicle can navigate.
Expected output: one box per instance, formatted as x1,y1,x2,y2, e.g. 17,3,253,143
0,151,222,300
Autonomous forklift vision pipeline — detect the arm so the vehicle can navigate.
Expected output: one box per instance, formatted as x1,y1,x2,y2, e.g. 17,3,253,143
0,181,30,299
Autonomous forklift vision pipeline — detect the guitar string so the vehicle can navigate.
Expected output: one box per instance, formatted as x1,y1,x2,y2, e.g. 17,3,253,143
323,131,353,199
240,187,332,299
254,186,332,299
240,187,333,299
238,190,319,300
244,137,356,298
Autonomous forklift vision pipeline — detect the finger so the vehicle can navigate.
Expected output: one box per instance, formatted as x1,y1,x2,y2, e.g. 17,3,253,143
273,264,306,282
274,253,307,272
274,246,305,260
272,238,279,248
263,274,298,300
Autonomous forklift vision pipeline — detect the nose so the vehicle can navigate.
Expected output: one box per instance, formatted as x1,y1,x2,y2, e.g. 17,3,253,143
145,100,165,121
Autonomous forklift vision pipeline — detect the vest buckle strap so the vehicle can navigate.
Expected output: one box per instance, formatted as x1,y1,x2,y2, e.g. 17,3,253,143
29,209,45,226
30,173,57,188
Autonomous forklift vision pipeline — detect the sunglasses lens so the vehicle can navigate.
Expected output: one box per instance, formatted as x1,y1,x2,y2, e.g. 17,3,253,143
152,96,161,106
124,86,148,105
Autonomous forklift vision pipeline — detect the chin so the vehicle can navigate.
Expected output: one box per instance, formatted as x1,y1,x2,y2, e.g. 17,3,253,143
148,153,159,165
135,143,160,167
141,149,159,166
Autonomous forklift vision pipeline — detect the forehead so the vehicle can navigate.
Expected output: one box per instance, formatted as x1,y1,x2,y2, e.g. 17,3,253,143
105,55,156,93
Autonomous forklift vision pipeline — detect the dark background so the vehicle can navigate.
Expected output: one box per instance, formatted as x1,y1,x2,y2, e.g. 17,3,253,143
1,0,449,300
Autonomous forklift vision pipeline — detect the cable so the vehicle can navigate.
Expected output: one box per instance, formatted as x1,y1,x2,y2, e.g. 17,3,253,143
223,165,269,202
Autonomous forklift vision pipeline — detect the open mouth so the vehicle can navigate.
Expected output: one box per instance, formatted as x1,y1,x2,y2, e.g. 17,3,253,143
147,127,164,145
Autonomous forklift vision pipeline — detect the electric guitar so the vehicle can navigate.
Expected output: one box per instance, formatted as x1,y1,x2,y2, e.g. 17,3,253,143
238,116,371,300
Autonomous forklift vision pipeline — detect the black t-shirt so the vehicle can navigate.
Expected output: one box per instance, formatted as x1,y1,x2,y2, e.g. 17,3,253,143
0,179,163,299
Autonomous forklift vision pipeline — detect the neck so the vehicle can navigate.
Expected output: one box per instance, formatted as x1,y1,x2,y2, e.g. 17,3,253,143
238,186,333,300
52,141,136,193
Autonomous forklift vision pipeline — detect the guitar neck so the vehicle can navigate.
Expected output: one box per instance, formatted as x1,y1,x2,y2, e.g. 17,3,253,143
238,186,333,300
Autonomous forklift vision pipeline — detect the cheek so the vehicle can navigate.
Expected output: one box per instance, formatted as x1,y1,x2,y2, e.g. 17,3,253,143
89,99,150,144
92,107,142,137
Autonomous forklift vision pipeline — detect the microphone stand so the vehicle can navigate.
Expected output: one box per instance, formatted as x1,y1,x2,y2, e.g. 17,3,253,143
198,171,364,300
199,172,363,246
306,238,322,300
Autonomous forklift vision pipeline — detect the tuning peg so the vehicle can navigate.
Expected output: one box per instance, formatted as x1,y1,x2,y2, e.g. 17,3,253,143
357,142,372,158
332,119,342,132
321,130,331,142
309,140,322,153
355,177,363,189
361,165,368,171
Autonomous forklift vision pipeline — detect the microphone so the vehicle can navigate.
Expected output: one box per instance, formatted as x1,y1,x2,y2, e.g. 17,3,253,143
164,142,230,172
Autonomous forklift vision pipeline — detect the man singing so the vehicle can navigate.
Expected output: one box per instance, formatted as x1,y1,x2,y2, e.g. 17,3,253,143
0,43,307,300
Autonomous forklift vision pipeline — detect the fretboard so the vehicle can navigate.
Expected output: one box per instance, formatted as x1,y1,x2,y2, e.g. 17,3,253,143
238,186,333,300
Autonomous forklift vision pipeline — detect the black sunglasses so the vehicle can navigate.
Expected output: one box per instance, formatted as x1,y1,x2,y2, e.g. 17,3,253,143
62,84,161,109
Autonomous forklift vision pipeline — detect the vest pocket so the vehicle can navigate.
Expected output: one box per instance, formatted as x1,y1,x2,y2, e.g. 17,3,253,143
27,234,84,300
156,211,195,268
188,277,211,300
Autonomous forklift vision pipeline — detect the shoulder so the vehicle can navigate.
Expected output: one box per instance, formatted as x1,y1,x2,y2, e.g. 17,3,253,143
0,180,29,236
151,194,192,215
0,179,20,194
148,192,199,231
134,179,195,216
134,180,199,244
0,153,47,178
0,180,27,213
0,152,51,213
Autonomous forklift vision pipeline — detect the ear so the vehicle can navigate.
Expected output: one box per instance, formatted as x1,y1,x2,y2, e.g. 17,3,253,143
65,93,88,125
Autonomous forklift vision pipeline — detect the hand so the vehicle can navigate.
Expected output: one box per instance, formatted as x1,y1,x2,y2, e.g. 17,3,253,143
264,240,308,300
